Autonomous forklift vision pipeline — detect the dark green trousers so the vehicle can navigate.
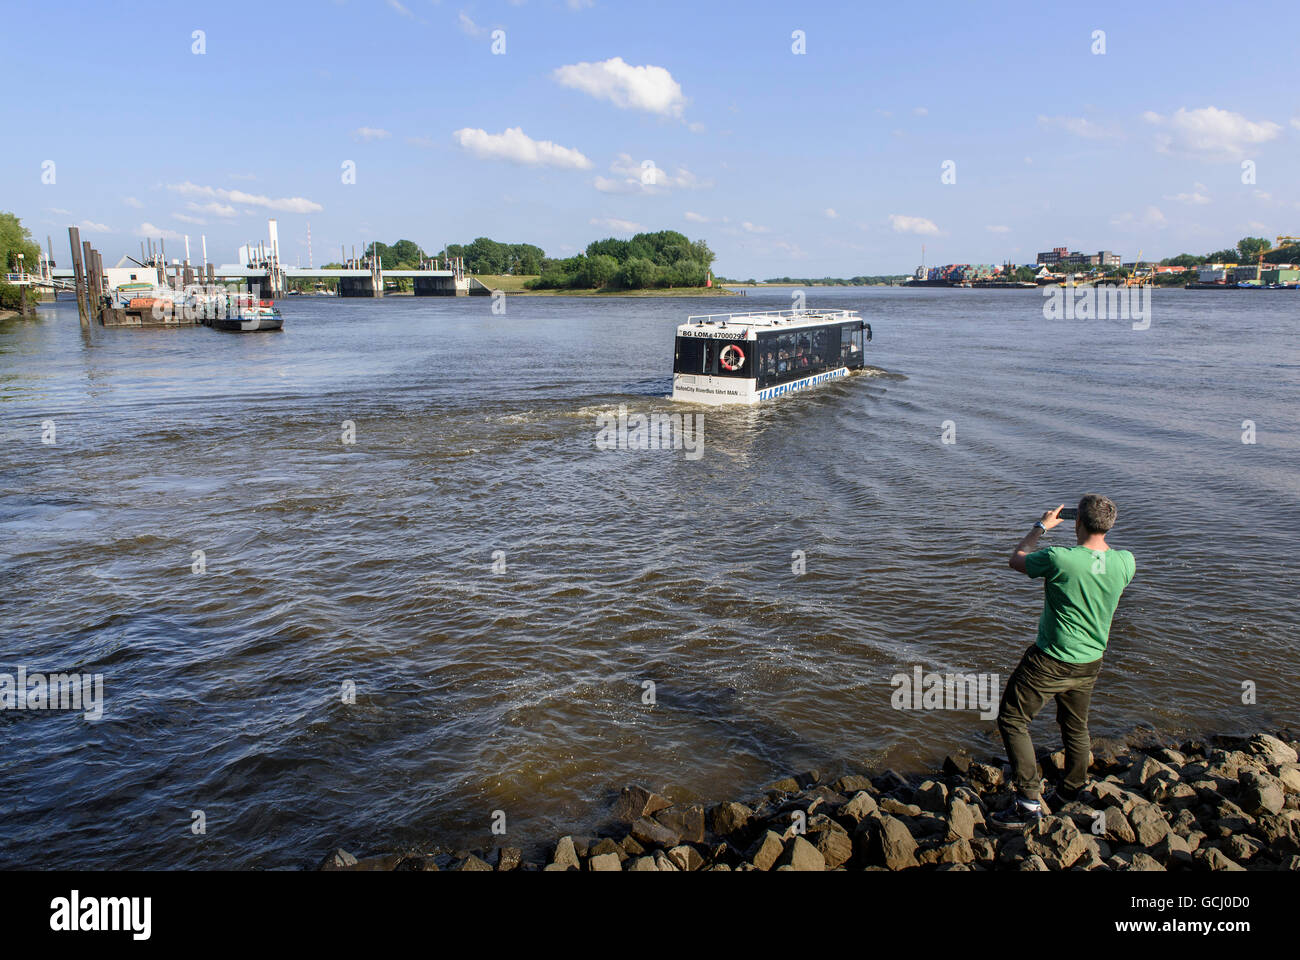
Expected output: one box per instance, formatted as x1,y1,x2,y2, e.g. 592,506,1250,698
997,644,1102,800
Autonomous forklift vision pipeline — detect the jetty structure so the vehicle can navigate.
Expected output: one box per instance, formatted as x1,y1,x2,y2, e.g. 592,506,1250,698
56,220,486,328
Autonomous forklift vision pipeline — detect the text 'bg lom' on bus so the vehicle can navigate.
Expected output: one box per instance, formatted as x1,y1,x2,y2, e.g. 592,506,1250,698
670,309,872,405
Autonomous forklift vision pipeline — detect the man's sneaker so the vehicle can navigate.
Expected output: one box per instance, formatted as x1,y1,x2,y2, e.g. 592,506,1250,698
1042,782,1082,807
990,798,1043,830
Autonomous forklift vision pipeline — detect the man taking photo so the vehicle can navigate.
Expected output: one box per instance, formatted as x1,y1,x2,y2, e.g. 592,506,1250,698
992,494,1136,828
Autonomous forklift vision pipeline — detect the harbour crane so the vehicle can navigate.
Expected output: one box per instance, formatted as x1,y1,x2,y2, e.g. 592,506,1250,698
1255,235,1300,283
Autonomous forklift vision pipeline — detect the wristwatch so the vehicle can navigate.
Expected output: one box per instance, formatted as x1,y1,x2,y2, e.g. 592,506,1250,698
1033,520,1047,532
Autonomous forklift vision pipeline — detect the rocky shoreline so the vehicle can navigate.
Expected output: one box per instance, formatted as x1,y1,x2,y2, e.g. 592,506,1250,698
321,729,1300,872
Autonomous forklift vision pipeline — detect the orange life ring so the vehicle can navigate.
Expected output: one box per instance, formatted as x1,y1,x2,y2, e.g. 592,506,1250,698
720,344,745,371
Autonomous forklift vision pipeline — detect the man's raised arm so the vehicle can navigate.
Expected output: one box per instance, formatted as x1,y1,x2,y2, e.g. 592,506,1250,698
1009,505,1065,574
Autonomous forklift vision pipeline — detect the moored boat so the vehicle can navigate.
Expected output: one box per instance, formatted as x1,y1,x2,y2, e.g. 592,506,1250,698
207,296,283,332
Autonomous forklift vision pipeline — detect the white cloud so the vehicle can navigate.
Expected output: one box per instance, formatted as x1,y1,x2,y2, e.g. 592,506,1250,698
137,222,184,241
589,217,643,233
1110,206,1167,229
567,0,594,9
1166,190,1211,205
889,214,940,236
174,213,206,225
1292,117,1300,130
553,57,686,118
684,211,708,223
167,181,323,214
824,208,839,219
352,126,391,142
593,153,711,194
122,197,143,209
741,221,769,234
387,0,413,17
453,127,592,169
1144,106,1281,160
187,201,237,218
986,225,1011,233
912,107,928,117
458,11,484,36
77,220,112,233
1037,115,1120,140
46,207,73,216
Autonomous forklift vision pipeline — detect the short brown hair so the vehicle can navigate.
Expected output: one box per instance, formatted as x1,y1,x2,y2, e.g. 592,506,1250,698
1078,494,1117,534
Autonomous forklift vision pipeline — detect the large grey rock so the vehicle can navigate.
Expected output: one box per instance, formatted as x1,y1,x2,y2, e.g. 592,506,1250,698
707,801,753,838
1239,770,1286,816
1025,816,1088,870
630,816,680,849
946,797,976,841
653,804,706,844
627,856,658,871
777,835,826,871
1128,802,1172,847
1101,807,1136,846
807,818,853,868
835,774,875,794
551,836,580,869
870,815,920,871
1195,847,1245,871
745,830,786,871
879,797,922,817
612,785,673,822
1127,755,1180,788
667,844,705,872
1150,832,1194,869
915,780,949,813
840,790,880,824
1246,734,1299,768
588,852,622,871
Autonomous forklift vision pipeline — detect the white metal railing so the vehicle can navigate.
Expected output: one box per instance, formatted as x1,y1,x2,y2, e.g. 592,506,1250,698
686,308,861,324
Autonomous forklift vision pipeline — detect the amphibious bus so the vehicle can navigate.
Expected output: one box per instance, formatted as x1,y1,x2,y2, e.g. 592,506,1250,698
670,309,871,405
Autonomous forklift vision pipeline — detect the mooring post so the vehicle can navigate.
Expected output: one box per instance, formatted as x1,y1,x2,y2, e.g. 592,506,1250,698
83,241,97,323
68,227,88,326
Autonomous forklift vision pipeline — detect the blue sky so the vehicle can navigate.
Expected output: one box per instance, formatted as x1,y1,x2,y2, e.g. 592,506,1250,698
7,0,1300,276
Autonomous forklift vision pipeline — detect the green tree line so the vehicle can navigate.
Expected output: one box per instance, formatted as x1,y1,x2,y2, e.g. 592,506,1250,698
1160,236,1300,267
528,231,716,290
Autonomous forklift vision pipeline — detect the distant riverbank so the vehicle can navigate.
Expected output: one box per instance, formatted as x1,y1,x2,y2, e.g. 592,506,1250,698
471,275,737,296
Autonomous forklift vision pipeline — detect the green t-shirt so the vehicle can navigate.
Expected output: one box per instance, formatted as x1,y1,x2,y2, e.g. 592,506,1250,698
1025,545,1135,664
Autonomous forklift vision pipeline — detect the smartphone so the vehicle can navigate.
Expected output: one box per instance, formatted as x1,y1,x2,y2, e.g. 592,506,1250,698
1058,508,1078,520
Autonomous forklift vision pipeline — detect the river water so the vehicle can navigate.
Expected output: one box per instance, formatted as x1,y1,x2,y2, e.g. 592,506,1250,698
1,287,1296,868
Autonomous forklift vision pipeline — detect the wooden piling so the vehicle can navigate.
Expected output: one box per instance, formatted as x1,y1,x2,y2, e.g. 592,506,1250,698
68,227,88,326
83,241,97,323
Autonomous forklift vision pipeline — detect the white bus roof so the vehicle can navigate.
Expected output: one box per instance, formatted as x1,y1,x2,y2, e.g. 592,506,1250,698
677,308,861,335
